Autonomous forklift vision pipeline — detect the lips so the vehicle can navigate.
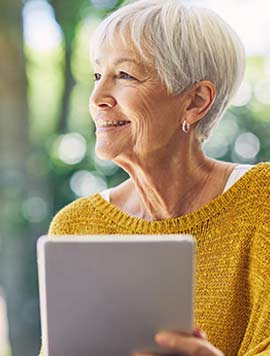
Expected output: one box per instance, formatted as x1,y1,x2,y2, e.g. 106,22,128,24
95,119,131,133
96,120,131,128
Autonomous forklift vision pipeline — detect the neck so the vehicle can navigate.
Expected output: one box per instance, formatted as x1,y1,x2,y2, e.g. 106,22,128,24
113,138,225,220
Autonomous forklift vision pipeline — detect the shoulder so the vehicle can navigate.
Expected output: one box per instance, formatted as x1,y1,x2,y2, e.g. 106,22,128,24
48,194,101,235
252,161,270,177
247,162,270,192
245,162,270,222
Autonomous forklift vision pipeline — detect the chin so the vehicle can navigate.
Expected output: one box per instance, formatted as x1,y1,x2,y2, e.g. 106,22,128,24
95,145,120,161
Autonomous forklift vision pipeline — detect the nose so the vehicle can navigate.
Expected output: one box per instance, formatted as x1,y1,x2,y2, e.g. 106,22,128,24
89,81,117,111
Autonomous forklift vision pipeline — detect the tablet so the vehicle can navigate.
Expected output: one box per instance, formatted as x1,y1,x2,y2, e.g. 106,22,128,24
37,234,195,356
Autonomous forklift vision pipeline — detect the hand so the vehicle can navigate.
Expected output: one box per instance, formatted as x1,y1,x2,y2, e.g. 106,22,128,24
133,327,224,356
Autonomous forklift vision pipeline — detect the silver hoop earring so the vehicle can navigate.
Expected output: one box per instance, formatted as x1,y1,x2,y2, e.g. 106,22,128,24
182,120,191,134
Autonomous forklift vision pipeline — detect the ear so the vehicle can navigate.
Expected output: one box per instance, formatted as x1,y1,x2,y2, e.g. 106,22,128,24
184,81,216,125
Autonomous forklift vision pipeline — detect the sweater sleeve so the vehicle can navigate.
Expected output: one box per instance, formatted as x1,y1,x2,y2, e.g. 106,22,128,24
47,204,76,235
238,213,270,355
46,196,108,235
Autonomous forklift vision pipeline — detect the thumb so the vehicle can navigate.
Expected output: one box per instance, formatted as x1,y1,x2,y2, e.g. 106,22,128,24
193,326,208,340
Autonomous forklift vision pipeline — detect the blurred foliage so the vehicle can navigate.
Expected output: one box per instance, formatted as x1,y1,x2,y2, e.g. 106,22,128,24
0,0,270,355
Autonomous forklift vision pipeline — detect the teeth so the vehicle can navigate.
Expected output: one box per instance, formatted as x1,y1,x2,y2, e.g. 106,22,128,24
97,120,130,127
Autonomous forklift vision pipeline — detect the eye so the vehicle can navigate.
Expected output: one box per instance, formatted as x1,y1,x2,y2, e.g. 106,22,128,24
93,73,101,81
92,71,136,82
118,71,135,80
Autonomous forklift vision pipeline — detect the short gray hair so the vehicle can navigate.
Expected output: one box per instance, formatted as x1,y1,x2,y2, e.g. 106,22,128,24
90,0,246,142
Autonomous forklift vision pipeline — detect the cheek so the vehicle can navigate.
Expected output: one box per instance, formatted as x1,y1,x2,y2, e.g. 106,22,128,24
119,86,160,129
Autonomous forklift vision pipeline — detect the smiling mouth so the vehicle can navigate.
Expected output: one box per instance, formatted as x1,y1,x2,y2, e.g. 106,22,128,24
96,120,131,128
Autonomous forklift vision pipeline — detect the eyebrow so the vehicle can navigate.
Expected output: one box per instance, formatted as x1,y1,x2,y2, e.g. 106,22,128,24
94,58,141,66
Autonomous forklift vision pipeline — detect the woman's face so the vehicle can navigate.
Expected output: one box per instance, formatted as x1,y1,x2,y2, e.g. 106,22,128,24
89,35,185,162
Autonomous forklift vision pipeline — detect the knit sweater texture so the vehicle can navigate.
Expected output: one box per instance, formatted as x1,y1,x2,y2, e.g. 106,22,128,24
41,162,270,355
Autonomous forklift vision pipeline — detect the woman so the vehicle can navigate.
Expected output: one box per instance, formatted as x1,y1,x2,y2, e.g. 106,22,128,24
45,0,270,355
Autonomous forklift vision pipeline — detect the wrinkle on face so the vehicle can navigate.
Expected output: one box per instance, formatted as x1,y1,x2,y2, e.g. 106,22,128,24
89,33,186,162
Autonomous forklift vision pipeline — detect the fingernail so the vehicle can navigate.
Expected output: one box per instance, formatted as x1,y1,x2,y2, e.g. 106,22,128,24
193,326,201,337
193,326,207,339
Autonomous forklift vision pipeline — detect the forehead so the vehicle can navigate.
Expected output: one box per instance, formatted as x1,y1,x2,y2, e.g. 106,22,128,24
91,32,151,68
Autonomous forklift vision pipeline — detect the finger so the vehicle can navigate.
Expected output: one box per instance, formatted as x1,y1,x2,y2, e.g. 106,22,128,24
155,331,222,355
155,332,200,353
162,327,207,340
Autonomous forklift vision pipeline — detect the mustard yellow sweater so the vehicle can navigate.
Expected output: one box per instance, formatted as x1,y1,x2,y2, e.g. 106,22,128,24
42,162,270,356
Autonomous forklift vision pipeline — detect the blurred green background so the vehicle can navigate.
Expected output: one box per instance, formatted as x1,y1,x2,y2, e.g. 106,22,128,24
0,0,270,355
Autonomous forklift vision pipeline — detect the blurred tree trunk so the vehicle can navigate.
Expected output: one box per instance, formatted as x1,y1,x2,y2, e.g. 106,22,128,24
58,46,75,132
0,0,41,355
52,0,81,133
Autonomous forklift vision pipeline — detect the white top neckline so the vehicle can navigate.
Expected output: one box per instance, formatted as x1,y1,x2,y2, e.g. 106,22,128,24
223,164,253,192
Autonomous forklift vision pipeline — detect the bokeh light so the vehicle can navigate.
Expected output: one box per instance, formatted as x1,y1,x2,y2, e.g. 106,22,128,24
203,114,238,159
70,170,107,197
57,133,87,165
234,132,260,160
23,0,62,52
203,131,230,158
22,196,48,223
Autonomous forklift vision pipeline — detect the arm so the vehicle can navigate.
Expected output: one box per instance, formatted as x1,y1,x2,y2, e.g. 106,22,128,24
237,220,270,356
